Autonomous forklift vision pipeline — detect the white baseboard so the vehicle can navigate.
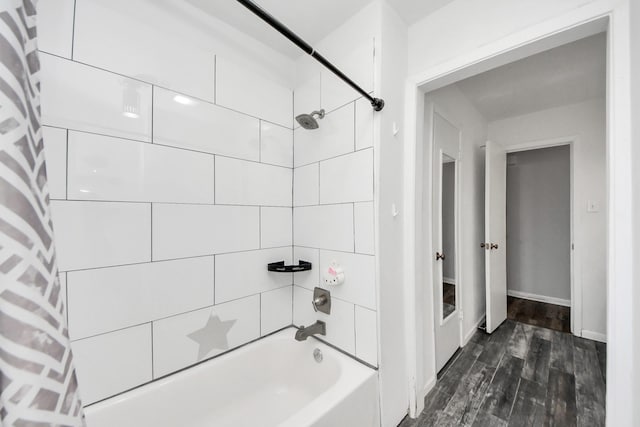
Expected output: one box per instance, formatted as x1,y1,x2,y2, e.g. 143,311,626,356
581,330,607,343
507,290,571,307
421,376,436,399
463,316,486,345
443,277,456,285
413,375,436,416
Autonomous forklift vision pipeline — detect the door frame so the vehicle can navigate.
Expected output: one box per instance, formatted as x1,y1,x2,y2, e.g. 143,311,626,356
402,4,633,421
503,137,578,334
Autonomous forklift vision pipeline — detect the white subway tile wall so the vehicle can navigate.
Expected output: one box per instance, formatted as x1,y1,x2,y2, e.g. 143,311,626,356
214,157,292,207
42,126,67,199
292,41,378,365
152,297,260,378
39,0,296,404
40,53,153,142
260,207,293,248
71,324,153,404
39,0,379,405
67,131,216,204
293,286,356,354
152,204,260,260
261,286,294,336
293,103,355,167
153,87,260,159
215,57,292,128
72,0,216,101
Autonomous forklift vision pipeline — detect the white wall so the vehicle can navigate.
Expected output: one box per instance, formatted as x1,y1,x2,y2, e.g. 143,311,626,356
38,0,294,405
630,1,640,421
489,98,607,339
506,146,571,302
292,3,410,426
408,0,609,75
376,3,409,425
407,1,635,424
418,85,487,393
292,2,378,367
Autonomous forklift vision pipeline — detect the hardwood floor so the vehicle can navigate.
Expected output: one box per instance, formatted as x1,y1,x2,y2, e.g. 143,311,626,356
507,296,571,333
398,320,606,427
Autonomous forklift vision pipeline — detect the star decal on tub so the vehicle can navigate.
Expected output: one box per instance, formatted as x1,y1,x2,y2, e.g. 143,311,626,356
187,314,237,360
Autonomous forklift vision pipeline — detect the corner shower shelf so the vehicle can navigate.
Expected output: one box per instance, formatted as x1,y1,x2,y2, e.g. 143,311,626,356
267,260,312,273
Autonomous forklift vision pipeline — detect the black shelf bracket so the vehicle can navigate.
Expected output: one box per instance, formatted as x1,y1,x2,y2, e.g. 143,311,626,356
267,260,312,273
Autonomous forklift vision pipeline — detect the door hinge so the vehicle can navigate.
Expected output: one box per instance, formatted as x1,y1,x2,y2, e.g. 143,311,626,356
459,311,464,320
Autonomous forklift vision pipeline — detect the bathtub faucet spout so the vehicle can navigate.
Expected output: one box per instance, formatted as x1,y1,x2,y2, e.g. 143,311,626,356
295,321,326,341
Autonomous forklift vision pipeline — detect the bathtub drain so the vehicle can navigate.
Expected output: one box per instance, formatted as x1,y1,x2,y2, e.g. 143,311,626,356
313,348,323,363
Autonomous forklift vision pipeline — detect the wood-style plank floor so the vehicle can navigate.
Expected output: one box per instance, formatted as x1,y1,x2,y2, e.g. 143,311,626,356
398,320,606,427
507,296,571,333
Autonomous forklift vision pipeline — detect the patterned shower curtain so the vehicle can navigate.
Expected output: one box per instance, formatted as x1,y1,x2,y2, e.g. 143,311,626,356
0,0,85,425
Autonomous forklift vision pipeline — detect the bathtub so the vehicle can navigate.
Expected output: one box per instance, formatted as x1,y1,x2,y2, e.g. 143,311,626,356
84,328,379,427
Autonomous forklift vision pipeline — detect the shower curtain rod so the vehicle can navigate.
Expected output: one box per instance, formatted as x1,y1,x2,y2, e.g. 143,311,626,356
235,0,385,111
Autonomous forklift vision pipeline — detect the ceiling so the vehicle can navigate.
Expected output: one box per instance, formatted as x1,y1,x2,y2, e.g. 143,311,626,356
455,33,607,122
387,0,454,24
184,0,453,58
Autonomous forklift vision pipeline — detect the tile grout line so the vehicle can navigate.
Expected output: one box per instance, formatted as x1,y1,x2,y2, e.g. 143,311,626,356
64,273,69,325
258,206,262,249
353,304,357,358
212,255,216,305
296,146,374,170
59,246,293,275
70,286,288,345
150,322,155,379
64,129,69,200
213,155,216,205
83,325,294,408
259,293,262,336
213,55,217,105
150,85,154,142
353,202,356,253
49,122,357,171
70,0,77,60
39,51,294,131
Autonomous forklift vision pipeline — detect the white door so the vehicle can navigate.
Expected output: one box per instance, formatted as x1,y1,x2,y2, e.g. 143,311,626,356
484,140,507,333
432,112,460,371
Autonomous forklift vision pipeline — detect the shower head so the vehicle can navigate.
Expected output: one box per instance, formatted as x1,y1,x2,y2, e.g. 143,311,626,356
295,109,325,130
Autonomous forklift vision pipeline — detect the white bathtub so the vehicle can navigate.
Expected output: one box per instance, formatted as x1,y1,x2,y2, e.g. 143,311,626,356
84,328,379,427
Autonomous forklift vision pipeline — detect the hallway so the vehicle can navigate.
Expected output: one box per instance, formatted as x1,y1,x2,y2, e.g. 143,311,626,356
399,321,606,426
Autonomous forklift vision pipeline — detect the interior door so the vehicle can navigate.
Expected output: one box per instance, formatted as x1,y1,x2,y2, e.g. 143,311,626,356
484,140,507,333
432,112,460,371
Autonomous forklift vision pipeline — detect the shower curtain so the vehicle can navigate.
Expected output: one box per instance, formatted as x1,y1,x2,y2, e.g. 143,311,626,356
0,0,85,425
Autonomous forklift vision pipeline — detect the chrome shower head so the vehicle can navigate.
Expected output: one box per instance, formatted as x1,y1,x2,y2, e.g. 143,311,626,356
295,109,325,130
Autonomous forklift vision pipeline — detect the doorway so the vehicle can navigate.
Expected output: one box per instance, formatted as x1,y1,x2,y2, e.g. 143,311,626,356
405,18,617,417
505,144,572,333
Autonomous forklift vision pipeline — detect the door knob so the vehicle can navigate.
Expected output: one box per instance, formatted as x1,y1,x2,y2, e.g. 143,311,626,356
435,252,445,261
490,243,499,250
480,243,487,249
